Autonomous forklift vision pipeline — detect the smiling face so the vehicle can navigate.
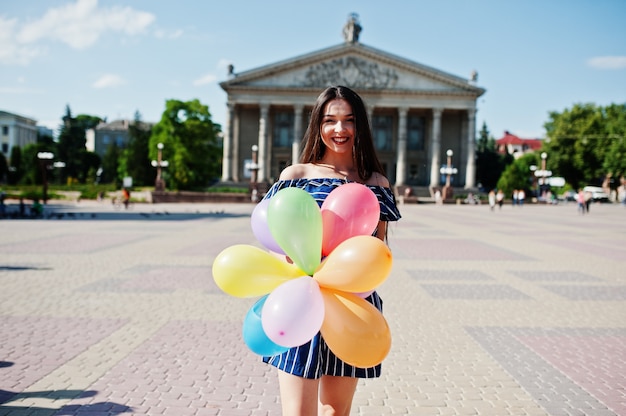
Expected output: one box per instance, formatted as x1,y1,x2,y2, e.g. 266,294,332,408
320,98,355,157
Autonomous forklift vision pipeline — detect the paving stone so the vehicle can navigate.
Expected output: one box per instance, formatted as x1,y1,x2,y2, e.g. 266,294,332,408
0,201,624,415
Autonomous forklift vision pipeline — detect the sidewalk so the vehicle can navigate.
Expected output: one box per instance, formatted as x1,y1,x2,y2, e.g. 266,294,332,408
1,202,624,415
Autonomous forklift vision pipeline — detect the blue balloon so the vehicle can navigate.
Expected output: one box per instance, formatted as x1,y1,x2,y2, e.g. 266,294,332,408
242,296,289,356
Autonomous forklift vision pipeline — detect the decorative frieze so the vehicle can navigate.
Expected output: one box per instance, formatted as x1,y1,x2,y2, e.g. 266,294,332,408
303,56,398,89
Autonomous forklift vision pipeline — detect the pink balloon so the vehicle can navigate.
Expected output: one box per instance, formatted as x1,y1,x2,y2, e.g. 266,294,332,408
261,276,325,348
321,183,380,256
251,199,284,254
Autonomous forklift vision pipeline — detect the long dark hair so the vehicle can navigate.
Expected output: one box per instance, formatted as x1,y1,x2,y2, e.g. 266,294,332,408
300,85,385,181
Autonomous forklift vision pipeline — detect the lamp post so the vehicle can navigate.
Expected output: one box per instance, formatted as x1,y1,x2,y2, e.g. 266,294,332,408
529,165,537,201
534,152,552,200
250,144,259,202
439,149,458,200
37,152,54,204
151,143,169,192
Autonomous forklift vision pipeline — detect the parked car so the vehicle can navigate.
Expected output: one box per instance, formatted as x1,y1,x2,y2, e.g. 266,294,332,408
583,186,610,202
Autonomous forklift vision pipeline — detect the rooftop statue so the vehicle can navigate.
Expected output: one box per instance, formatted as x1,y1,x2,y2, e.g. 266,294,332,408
343,13,362,44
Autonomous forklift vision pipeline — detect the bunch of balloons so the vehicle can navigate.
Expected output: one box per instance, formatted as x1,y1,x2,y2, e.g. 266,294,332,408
212,183,393,367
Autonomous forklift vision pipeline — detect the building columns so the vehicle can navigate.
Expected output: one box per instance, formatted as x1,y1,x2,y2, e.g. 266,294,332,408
464,108,476,189
220,102,234,182
292,104,304,165
257,103,269,182
395,107,408,186
429,108,443,189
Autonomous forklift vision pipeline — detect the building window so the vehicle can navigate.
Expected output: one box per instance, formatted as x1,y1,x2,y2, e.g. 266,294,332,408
2,126,8,135
273,112,294,148
116,135,124,148
407,115,425,150
372,115,393,151
409,164,419,181
2,143,8,153
102,135,110,145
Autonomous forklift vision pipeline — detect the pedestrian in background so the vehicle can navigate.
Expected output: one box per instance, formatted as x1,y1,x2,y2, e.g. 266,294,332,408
496,189,504,209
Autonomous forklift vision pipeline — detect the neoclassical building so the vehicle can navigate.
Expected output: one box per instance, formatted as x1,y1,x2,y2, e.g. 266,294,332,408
219,15,485,194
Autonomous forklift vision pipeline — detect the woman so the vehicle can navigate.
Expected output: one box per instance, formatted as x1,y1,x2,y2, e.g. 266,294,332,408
261,86,401,415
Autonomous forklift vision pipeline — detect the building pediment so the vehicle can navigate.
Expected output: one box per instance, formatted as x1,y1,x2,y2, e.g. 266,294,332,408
220,43,485,98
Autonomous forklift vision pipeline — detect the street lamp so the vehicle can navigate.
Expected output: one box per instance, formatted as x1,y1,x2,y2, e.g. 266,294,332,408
37,152,54,204
249,144,259,202
534,152,552,199
439,149,458,200
151,142,169,192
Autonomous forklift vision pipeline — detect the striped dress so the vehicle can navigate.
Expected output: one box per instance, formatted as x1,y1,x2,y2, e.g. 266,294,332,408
261,178,401,379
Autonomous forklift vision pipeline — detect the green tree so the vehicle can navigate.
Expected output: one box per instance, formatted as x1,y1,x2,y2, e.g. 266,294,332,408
75,114,103,131
80,151,101,184
475,122,511,191
496,152,538,197
20,143,50,185
119,111,153,186
56,107,105,184
543,102,626,189
102,143,120,185
0,152,8,184
150,99,221,190
57,105,87,182
8,146,23,185
602,103,626,182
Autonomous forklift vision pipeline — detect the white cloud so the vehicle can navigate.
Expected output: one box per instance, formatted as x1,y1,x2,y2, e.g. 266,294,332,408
193,73,217,86
93,73,126,89
0,0,155,65
587,56,626,70
0,16,44,65
154,29,183,39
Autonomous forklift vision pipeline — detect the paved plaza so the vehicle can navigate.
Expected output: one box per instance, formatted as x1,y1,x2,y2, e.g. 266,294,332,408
1,199,625,416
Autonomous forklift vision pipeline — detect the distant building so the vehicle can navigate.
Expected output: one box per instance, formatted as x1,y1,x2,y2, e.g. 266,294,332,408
496,131,542,158
219,14,485,192
37,125,54,138
0,111,38,162
86,119,152,158
86,119,130,157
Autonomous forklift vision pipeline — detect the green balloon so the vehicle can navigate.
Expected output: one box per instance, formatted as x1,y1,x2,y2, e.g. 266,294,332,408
267,188,323,275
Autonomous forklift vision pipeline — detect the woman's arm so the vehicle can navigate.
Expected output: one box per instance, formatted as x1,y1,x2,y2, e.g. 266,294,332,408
375,220,387,241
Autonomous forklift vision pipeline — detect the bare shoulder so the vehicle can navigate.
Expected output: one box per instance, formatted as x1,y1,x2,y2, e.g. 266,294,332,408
278,163,310,180
365,171,390,188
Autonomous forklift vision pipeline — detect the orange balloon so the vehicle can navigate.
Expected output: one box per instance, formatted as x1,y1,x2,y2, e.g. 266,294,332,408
212,244,306,297
314,236,392,293
320,288,391,368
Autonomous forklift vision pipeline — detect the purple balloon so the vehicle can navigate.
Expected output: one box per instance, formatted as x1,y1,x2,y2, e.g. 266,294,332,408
262,276,325,348
251,199,285,254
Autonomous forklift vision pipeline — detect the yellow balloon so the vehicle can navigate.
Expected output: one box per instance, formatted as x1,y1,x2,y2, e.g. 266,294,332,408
212,244,306,297
320,289,391,368
314,236,392,293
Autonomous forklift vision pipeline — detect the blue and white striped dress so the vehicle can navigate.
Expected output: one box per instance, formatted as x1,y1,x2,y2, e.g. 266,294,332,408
261,178,401,379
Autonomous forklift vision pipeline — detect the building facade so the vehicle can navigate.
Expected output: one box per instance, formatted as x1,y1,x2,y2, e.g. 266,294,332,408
219,18,485,194
86,119,152,158
86,119,131,158
496,131,543,158
0,111,38,162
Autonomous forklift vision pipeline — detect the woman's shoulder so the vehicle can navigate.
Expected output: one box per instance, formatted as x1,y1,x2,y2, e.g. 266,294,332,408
364,171,390,188
278,163,313,180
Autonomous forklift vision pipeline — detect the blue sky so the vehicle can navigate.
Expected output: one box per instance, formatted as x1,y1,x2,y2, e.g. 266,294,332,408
1,0,625,140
